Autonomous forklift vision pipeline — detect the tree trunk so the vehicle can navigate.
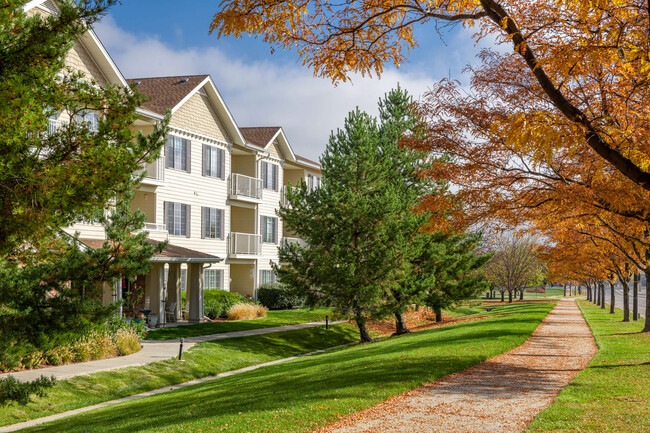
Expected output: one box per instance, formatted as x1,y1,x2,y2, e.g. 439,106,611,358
508,290,513,303
434,306,442,322
586,284,591,301
633,272,639,321
500,290,505,302
354,311,373,343
641,266,650,332
622,278,630,322
610,281,616,314
600,282,606,309
394,312,410,335
519,288,524,300
596,282,600,305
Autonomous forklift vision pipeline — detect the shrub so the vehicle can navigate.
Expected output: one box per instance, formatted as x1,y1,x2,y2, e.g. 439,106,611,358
0,376,55,407
90,333,117,360
43,346,74,366
227,303,268,320
114,328,140,356
257,283,305,310
203,290,253,319
20,351,44,370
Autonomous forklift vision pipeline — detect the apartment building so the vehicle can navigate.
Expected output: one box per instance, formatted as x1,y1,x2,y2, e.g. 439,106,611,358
26,0,322,325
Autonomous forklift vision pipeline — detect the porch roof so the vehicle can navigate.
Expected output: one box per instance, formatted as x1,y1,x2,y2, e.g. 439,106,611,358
77,238,223,264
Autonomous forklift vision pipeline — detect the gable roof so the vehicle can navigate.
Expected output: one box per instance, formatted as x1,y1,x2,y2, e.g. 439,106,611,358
128,75,209,115
128,74,246,146
240,126,296,162
78,238,222,263
295,154,322,168
24,0,129,89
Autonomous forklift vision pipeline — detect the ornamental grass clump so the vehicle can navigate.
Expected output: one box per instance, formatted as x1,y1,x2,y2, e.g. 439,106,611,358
114,328,140,356
227,303,267,320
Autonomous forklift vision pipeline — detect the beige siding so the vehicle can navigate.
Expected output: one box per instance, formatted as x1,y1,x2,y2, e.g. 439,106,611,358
65,41,108,86
231,154,256,177
284,169,305,186
230,263,255,297
170,93,232,143
258,157,282,259
63,223,105,240
267,140,283,160
155,132,231,258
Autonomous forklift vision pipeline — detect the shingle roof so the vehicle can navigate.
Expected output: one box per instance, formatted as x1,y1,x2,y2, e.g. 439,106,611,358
128,75,210,115
239,126,281,148
78,238,221,262
295,154,321,168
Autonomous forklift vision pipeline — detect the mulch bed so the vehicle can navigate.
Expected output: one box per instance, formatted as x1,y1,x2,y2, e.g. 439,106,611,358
361,307,487,337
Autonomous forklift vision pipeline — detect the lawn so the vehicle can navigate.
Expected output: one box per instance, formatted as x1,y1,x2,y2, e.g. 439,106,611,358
145,308,333,340
22,302,555,433
527,300,650,433
0,324,358,428
525,287,568,298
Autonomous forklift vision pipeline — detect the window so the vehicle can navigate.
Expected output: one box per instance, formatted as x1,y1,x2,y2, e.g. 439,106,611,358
261,161,278,191
261,216,278,243
166,135,190,171
260,270,276,285
180,268,187,292
204,269,223,290
165,202,190,237
202,207,224,239
307,174,322,191
74,111,99,132
203,145,225,179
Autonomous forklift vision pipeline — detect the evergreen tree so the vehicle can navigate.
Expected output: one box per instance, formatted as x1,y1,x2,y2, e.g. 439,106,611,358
276,109,412,342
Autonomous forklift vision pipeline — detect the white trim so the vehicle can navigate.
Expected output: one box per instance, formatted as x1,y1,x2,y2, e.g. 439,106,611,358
294,159,322,170
135,107,165,121
170,76,246,147
81,29,130,89
23,0,52,13
168,126,231,148
265,128,296,163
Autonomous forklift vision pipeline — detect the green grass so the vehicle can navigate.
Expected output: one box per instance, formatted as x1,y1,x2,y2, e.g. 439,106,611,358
444,304,486,317
23,302,555,433
527,301,650,433
145,308,333,340
524,287,567,298
0,324,358,427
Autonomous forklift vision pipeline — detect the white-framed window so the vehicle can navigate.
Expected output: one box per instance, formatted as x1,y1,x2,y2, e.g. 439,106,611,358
260,270,276,285
166,135,190,172
204,269,224,290
307,174,322,191
180,268,187,292
203,145,225,179
164,202,190,237
261,161,279,191
202,207,224,239
74,111,99,132
261,216,278,243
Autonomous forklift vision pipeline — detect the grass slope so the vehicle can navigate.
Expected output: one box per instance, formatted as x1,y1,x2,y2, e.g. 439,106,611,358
24,302,554,433
145,308,333,340
0,325,358,427
527,300,650,433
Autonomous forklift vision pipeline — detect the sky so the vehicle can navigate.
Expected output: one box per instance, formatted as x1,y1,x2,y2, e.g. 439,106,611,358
94,1,492,161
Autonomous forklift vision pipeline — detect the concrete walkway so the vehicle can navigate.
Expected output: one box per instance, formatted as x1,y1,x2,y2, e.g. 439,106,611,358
0,320,341,383
0,343,350,433
318,299,598,433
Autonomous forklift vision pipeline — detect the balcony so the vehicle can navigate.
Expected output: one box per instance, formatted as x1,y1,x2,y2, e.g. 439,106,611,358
229,232,262,256
140,222,168,242
282,237,307,248
139,158,165,187
48,118,64,135
280,185,290,207
229,173,262,203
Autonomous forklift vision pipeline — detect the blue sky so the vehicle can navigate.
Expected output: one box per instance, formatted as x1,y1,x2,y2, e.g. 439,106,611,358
97,1,489,160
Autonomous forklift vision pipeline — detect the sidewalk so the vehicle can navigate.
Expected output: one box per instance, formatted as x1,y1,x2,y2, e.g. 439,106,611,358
0,320,341,383
318,299,597,433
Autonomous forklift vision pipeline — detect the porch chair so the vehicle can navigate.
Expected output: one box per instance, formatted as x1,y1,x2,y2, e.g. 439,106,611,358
165,301,177,323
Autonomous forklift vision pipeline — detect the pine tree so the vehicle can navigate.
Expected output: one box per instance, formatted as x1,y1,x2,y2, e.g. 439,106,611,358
276,108,412,342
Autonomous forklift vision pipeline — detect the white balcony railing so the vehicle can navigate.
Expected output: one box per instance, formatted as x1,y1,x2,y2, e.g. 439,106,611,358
144,222,167,232
48,118,64,135
282,237,308,248
230,174,262,200
141,157,165,182
229,232,262,255
280,185,290,207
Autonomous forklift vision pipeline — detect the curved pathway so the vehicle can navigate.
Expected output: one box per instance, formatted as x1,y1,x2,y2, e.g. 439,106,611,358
0,320,341,383
318,300,597,433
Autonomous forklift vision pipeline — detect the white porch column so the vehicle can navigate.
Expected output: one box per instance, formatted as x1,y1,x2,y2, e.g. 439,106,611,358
101,281,113,306
188,263,204,323
146,263,165,326
167,263,182,321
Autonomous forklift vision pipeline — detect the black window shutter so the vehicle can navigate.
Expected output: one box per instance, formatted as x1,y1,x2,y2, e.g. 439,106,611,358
273,217,278,243
201,206,206,239
202,144,208,177
186,139,191,173
219,148,225,180
185,204,191,238
165,136,171,168
219,209,225,239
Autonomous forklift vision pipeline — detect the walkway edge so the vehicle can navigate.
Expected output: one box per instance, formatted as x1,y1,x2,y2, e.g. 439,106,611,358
0,343,353,433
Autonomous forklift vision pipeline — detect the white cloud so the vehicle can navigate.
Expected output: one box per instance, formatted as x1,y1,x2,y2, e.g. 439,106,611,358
95,16,458,161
